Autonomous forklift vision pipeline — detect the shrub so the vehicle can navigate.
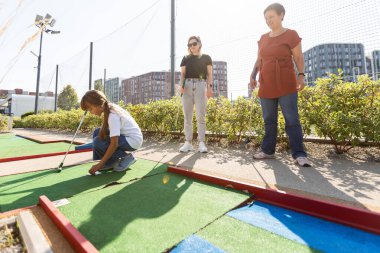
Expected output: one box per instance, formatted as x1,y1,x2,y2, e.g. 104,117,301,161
0,116,8,131
14,75,380,152
299,72,380,153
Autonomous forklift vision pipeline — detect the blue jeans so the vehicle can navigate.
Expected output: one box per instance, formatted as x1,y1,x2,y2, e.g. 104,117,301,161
92,128,136,165
260,92,307,159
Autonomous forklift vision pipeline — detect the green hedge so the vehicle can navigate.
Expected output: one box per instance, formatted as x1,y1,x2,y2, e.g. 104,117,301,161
14,74,380,153
299,73,380,153
0,116,9,131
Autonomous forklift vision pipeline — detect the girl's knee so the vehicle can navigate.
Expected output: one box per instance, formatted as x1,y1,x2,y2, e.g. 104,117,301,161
93,128,100,138
93,136,102,147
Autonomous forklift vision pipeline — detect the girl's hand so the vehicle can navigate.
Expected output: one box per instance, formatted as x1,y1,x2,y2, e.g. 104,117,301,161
297,76,305,91
89,163,103,175
180,86,185,94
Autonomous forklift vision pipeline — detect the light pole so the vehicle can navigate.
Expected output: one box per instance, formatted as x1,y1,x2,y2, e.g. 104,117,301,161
170,0,175,97
34,14,60,114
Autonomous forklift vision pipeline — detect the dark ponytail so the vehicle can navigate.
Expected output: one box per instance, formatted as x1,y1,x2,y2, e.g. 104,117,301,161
100,101,110,139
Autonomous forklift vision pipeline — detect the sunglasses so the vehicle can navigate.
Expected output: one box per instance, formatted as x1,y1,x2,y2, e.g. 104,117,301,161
187,42,198,48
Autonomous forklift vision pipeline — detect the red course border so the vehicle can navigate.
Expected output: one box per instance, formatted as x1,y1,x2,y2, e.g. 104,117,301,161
0,148,92,163
39,195,99,253
168,166,380,235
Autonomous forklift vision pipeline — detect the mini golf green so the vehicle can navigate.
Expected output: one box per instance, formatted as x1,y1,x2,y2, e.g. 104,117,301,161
0,158,251,252
0,133,14,139
58,172,249,252
196,215,319,253
0,159,166,212
0,155,330,253
0,134,76,159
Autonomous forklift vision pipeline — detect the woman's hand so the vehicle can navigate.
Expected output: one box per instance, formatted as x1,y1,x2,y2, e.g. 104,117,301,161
89,163,103,175
180,86,185,94
249,77,257,90
297,76,305,91
206,87,213,98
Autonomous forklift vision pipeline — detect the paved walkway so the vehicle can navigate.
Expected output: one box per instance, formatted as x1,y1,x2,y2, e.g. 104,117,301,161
7,128,380,212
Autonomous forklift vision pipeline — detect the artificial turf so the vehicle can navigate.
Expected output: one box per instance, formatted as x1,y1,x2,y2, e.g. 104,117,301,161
196,215,319,253
58,172,249,252
227,201,380,253
0,133,14,139
0,159,167,212
0,134,76,159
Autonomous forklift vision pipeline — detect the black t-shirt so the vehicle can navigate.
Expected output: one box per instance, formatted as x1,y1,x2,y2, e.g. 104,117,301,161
180,54,212,79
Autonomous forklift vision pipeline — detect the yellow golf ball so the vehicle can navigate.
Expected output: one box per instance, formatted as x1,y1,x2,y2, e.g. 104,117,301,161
163,175,170,184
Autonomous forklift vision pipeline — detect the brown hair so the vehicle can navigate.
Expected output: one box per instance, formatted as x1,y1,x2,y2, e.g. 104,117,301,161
187,36,202,55
80,90,110,139
264,3,285,21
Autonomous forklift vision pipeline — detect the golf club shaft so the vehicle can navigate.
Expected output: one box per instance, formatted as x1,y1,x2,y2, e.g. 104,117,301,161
58,110,88,169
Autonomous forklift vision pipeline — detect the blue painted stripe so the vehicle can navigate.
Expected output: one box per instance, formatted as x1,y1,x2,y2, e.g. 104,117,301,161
227,201,380,253
171,235,226,253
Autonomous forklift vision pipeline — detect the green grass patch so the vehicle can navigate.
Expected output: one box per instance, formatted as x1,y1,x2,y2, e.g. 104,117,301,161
0,134,75,159
196,216,319,253
59,172,249,252
0,159,167,212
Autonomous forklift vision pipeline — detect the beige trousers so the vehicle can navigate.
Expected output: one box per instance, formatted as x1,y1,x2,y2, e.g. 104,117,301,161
182,79,207,142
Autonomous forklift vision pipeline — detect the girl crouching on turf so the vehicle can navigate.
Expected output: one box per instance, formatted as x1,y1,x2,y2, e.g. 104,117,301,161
81,90,143,175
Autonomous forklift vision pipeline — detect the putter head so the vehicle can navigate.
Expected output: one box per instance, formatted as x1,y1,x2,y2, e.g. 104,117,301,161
57,162,63,173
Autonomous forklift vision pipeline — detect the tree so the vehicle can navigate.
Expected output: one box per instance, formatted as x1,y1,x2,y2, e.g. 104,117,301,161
94,79,104,92
58,85,79,110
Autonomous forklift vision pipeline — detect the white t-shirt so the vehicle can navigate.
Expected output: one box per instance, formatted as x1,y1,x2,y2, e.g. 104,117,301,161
108,105,143,150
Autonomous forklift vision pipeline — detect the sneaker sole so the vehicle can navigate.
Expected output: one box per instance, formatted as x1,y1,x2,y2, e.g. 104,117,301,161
179,149,193,153
298,162,312,167
294,160,312,167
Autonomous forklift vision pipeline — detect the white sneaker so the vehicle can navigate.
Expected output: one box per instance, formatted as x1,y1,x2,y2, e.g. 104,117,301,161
295,157,312,167
179,141,193,152
253,151,275,159
198,142,208,153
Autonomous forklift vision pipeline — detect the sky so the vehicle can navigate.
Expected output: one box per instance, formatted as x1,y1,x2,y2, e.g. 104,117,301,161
0,0,379,100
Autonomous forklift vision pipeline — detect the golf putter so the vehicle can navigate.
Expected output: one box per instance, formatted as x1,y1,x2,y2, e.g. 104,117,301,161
57,110,88,172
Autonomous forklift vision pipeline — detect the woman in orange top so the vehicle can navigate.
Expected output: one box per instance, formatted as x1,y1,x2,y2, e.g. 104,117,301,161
249,3,311,167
